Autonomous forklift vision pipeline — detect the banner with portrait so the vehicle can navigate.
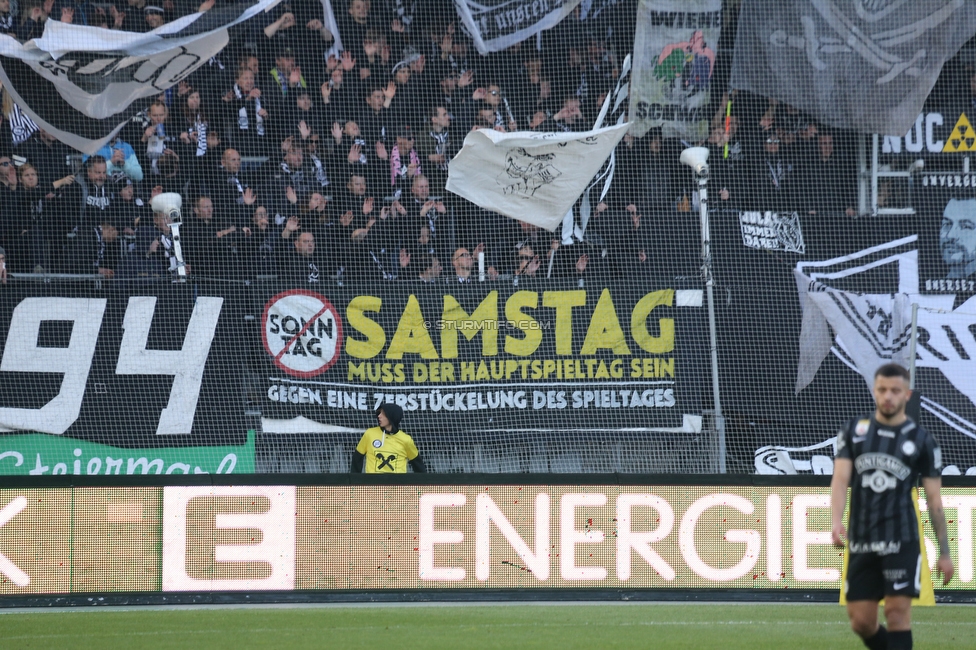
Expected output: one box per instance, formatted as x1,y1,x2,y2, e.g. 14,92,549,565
915,172,976,301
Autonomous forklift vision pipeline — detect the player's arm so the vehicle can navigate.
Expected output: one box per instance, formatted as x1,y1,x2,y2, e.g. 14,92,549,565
351,451,365,473
830,457,853,547
921,476,955,585
351,433,369,473
409,455,427,473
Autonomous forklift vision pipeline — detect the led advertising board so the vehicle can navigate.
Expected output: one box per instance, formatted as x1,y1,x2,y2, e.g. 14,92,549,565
0,483,973,597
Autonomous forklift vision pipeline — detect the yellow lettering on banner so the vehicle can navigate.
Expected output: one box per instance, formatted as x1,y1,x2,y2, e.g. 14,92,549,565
659,358,674,378
348,361,366,380
543,290,586,355
943,113,976,152
414,363,428,382
610,359,623,378
580,289,632,355
348,362,407,383
631,290,675,354
441,293,498,358
386,295,439,359
506,360,519,379
629,357,675,378
476,361,491,380
345,296,385,359
543,359,557,379
504,291,542,356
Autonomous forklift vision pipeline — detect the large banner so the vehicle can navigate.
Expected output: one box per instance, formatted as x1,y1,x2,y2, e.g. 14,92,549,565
0,0,282,153
0,282,250,475
706,202,976,477
0,481,973,596
254,282,706,435
452,0,583,55
628,0,722,141
730,0,976,136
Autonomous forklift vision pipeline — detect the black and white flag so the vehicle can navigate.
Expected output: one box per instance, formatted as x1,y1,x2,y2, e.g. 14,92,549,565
577,53,631,236
794,237,976,470
446,121,629,232
731,0,976,136
0,0,281,153
320,0,344,58
452,0,582,55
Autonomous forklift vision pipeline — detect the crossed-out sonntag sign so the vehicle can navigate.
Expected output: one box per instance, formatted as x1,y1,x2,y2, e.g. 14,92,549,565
0,485,973,594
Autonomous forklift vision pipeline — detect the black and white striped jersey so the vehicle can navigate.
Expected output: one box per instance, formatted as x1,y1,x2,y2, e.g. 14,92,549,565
836,416,942,552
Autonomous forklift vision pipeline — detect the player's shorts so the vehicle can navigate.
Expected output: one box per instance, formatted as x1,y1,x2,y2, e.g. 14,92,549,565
846,544,921,601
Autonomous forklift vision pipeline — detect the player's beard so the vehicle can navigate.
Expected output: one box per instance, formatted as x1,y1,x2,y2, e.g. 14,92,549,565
877,400,905,419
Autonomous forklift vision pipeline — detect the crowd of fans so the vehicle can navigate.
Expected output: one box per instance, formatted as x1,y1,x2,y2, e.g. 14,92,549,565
0,0,861,286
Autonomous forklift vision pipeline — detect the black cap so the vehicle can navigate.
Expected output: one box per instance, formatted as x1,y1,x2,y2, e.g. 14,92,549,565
394,124,414,140
377,403,403,429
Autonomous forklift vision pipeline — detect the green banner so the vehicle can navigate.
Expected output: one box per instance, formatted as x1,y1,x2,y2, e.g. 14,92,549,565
0,431,255,476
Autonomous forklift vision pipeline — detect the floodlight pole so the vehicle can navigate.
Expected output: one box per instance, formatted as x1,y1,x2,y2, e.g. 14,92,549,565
681,148,727,473
152,193,187,283
169,218,188,283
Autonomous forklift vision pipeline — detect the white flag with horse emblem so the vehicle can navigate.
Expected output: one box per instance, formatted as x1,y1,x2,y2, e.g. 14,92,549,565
446,123,630,232
731,0,976,135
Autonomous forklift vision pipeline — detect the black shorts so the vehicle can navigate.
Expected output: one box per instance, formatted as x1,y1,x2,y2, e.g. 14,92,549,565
846,544,922,601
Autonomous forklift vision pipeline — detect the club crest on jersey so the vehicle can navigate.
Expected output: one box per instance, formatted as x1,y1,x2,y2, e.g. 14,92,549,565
855,420,870,435
863,469,898,493
372,440,383,448
901,440,916,456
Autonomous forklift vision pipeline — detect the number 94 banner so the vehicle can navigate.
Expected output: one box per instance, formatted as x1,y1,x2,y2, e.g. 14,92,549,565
0,282,246,448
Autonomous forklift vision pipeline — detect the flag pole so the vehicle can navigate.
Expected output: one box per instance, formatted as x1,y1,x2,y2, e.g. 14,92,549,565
723,98,732,159
680,147,726,473
909,302,919,389
907,302,921,423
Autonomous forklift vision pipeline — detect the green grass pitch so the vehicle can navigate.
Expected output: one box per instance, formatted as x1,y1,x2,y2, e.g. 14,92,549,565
2,603,975,649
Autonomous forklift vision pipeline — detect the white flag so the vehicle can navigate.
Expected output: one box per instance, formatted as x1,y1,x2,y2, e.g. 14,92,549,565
453,0,582,55
320,0,344,58
446,123,630,232
0,0,282,153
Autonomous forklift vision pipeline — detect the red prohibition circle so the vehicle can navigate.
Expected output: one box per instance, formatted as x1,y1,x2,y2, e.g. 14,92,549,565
261,289,344,378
